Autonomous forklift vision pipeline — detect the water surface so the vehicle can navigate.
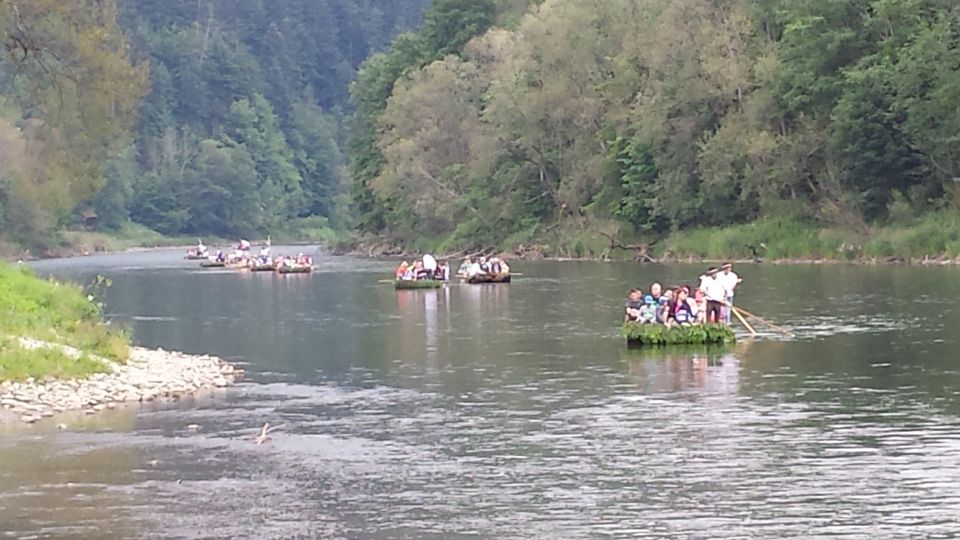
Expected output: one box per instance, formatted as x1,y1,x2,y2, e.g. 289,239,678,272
2,249,959,538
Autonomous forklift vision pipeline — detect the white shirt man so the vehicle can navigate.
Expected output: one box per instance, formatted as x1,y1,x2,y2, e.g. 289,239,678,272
717,262,741,323
700,272,727,302
699,268,727,323
467,261,484,277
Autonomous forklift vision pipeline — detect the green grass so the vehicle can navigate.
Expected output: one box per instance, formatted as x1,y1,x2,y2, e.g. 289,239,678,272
621,322,736,346
0,338,112,381
0,262,129,381
654,211,960,262
269,216,339,245
60,222,222,254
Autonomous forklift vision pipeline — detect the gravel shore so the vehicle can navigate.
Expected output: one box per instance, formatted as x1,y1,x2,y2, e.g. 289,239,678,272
0,347,241,424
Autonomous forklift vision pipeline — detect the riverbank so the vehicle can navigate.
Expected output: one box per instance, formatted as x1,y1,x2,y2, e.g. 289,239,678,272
0,261,129,383
1,346,240,425
335,212,960,266
2,218,341,262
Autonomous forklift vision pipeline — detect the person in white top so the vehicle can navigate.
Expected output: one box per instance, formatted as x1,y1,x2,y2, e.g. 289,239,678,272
467,257,486,278
717,262,742,324
699,267,727,323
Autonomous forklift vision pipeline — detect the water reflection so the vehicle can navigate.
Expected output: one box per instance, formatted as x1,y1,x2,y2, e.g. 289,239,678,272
624,346,741,395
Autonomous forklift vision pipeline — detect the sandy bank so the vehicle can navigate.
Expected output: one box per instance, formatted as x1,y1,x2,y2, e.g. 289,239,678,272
0,346,242,425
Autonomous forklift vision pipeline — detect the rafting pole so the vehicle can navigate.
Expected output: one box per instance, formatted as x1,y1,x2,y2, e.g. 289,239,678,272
733,306,795,337
731,307,757,336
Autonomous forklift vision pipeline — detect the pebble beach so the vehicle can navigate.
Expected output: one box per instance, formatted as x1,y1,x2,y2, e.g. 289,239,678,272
0,347,241,425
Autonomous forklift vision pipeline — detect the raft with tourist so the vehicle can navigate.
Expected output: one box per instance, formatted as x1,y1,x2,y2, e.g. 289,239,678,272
184,239,209,259
393,254,450,289
276,253,314,274
620,263,755,346
458,256,512,284
246,247,276,271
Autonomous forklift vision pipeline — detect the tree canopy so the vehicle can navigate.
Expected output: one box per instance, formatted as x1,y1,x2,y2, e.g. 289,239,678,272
352,0,960,251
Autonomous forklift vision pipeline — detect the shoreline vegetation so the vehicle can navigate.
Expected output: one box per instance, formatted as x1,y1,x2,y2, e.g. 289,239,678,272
4,211,959,267
335,212,960,266
4,1,960,274
0,261,240,425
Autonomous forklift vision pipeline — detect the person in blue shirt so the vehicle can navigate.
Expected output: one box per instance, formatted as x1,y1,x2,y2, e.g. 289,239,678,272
643,282,672,322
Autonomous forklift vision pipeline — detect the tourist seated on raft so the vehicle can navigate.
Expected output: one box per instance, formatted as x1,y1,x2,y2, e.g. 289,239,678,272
624,288,659,324
643,282,671,323
435,261,450,281
467,257,486,278
666,286,697,327
488,257,510,275
624,288,644,322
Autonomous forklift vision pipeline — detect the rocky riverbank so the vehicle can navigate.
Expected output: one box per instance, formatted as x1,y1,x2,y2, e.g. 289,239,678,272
0,347,242,425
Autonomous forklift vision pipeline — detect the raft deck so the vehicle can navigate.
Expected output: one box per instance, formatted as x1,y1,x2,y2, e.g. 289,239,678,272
621,322,736,346
463,273,511,284
278,265,312,274
394,279,444,290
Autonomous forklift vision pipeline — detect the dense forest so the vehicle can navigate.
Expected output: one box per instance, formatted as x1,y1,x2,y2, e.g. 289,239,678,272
2,0,959,258
0,0,429,249
352,0,960,257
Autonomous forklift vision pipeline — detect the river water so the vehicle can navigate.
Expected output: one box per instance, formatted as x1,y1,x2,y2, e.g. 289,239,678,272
2,249,960,538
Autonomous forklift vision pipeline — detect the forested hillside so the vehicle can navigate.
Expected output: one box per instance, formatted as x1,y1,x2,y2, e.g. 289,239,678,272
111,0,430,239
353,0,960,258
1,0,429,250
0,0,146,251
3,0,959,259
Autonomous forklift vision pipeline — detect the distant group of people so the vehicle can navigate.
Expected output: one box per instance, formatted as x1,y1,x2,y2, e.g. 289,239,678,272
201,237,311,269
457,256,510,278
396,255,451,281
276,253,312,269
186,239,209,258
624,262,741,327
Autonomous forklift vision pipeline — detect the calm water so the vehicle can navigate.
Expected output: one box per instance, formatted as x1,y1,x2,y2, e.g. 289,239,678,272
2,249,960,538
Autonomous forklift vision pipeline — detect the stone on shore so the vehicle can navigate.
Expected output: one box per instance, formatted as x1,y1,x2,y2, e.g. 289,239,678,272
0,346,242,425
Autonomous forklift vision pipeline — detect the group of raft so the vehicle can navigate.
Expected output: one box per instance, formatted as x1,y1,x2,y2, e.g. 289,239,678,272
186,240,314,274
393,255,512,289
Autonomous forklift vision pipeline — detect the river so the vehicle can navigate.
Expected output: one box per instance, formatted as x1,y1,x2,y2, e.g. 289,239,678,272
2,249,960,538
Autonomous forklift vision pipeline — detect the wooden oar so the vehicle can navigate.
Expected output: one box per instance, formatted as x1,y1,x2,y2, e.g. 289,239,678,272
378,279,395,283
733,306,795,337
731,307,757,336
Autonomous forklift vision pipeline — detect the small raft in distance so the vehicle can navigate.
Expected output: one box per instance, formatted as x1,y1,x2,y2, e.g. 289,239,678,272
199,259,225,268
621,322,736,347
394,279,444,290
247,262,276,272
278,265,312,274
463,273,511,284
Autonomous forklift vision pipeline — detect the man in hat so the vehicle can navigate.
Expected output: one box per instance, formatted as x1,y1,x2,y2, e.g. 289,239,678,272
717,262,742,324
699,267,726,323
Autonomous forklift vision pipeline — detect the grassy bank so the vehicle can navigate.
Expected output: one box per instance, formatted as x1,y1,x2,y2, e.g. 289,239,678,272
653,212,960,262
338,210,960,264
59,223,223,256
0,262,129,381
1,219,342,262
